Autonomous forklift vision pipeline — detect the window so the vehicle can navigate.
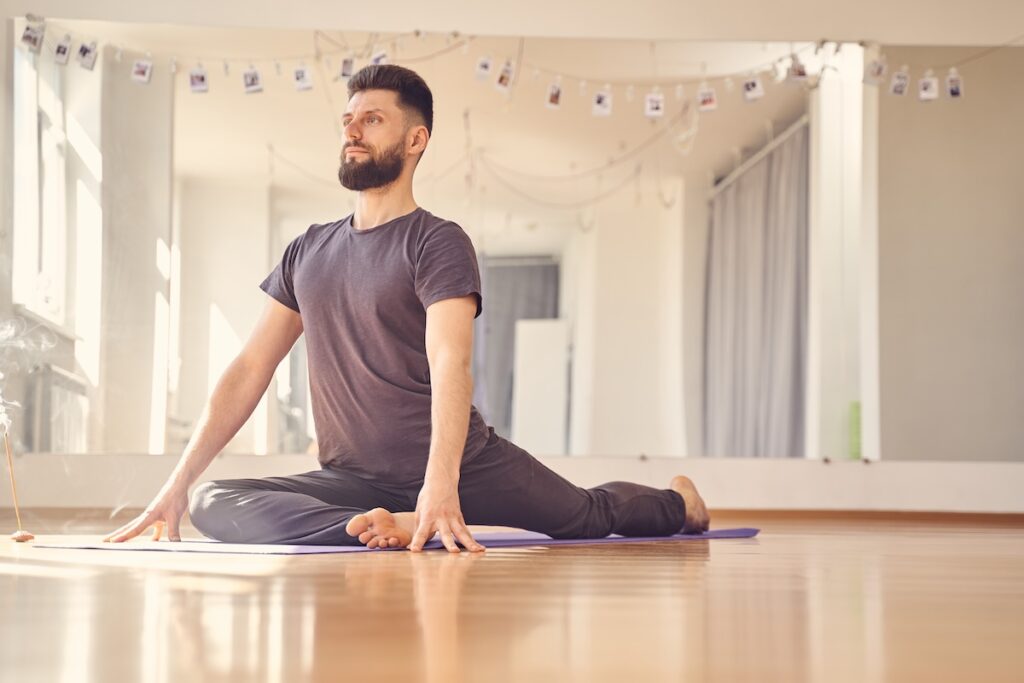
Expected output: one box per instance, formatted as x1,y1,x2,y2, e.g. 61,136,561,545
12,43,70,329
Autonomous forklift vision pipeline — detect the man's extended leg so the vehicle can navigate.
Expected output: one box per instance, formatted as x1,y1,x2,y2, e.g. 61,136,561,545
188,467,409,545
457,433,708,538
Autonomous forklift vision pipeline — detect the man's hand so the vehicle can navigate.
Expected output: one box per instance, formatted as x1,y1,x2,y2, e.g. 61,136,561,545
409,477,485,553
103,481,190,543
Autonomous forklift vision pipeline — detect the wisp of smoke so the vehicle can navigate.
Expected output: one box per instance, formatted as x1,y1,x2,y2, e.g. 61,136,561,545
0,317,59,436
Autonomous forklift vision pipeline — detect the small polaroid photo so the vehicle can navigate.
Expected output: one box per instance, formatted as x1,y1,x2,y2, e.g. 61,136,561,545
294,66,313,91
189,67,209,93
131,59,153,84
946,69,963,99
54,35,72,65
742,76,765,102
340,57,355,79
864,59,887,85
546,82,562,109
243,68,263,94
370,51,388,65
644,91,665,118
787,57,808,83
76,41,98,71
889,68,910,96
475,56,493,80
592,89,613,117
496,60,515,91
21,24,45,54
697,85,718,112
918,74,939,101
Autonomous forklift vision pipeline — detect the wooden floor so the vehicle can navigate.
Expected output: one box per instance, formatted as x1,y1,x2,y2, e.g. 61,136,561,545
1,509,1022,683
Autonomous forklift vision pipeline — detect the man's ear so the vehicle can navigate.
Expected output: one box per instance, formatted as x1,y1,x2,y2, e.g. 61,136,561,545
408,125,429,156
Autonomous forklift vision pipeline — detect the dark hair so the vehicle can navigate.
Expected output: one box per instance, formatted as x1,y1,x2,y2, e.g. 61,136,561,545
347,64,433,136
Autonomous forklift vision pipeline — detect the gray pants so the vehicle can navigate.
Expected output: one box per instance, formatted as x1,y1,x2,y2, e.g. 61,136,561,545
188,430,687,545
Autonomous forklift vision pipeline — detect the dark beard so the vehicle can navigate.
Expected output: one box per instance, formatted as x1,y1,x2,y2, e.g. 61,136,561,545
338,139,405,191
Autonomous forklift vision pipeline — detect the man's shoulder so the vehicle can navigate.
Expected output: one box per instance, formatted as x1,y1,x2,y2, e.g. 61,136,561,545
415,209,471,242
289,217,348,250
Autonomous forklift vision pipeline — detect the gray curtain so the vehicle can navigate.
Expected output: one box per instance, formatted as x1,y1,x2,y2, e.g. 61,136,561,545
473,257,559,438
703,124,808,458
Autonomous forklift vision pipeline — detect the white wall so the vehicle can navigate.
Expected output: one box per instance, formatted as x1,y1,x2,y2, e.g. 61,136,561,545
174,177,272,454
682,171,712,457
878,46,1024,462
565,176,687,456
5,451,1024,513
97,45,175,453
0,20,13,317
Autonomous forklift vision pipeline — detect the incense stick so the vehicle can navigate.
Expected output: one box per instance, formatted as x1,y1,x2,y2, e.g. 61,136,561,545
3,429,33,541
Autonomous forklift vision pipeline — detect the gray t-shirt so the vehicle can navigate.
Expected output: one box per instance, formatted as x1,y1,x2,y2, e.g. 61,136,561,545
259,206,492,485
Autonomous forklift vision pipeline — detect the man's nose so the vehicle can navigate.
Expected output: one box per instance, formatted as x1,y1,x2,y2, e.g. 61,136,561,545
343,119,361,140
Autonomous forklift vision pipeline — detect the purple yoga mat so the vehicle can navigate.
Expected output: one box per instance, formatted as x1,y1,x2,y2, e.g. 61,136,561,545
35,528,759,555
438,528,760,549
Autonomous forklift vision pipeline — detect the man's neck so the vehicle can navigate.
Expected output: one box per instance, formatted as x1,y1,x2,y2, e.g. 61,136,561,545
352,185,419,231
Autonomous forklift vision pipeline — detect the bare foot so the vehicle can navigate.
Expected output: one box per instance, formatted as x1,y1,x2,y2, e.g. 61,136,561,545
345,508,418,549
670,475,710,534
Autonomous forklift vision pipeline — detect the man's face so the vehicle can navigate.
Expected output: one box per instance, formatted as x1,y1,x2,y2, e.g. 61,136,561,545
338,90,411,191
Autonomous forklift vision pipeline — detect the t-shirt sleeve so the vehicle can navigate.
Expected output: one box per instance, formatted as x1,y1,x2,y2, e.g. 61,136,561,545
414,222,483,318
259,233,304,313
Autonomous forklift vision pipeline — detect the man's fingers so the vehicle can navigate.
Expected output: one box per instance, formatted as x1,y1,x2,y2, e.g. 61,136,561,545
453,522,486,552
437,522,459,553
151,520,164,541
104,513,154,543
168,516,182,542
103,518,141,542
409,521,434,553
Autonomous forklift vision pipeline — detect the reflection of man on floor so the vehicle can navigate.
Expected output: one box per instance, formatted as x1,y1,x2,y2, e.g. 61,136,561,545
105,65,709,552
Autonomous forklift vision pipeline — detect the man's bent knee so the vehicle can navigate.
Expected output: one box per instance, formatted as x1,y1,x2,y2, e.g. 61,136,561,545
188,480,235,541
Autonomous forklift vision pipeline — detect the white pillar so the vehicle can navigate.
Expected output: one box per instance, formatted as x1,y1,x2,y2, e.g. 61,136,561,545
805,44,866,460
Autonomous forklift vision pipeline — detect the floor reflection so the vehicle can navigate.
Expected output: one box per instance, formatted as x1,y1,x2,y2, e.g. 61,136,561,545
3,516,1023,682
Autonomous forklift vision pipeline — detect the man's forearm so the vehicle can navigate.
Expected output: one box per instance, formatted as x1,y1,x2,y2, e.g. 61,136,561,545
424,358,473,484
167,357,275,489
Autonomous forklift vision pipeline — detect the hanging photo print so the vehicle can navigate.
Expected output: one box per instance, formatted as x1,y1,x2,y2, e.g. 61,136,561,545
864,57,887,85
742,76,765,102
644,91,665,118
76,41,98,71
889,66,910,95
189,66,209,93
697,83,718,112
131,59,153,84
496,60,515,91
592,88,612,117
243,67,263,94
946,68,963,99
54,34,72,65
546,82,562,109
787,55,808,83
340,57,355,79
294,65,313,91
475,56,493,80
918,70,939,101
21,23,45,53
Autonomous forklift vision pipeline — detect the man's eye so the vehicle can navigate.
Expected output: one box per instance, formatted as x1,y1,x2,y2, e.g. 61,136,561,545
367,116,379,123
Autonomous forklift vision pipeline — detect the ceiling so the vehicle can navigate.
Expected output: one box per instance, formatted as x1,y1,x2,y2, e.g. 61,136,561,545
12,0,1024,45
